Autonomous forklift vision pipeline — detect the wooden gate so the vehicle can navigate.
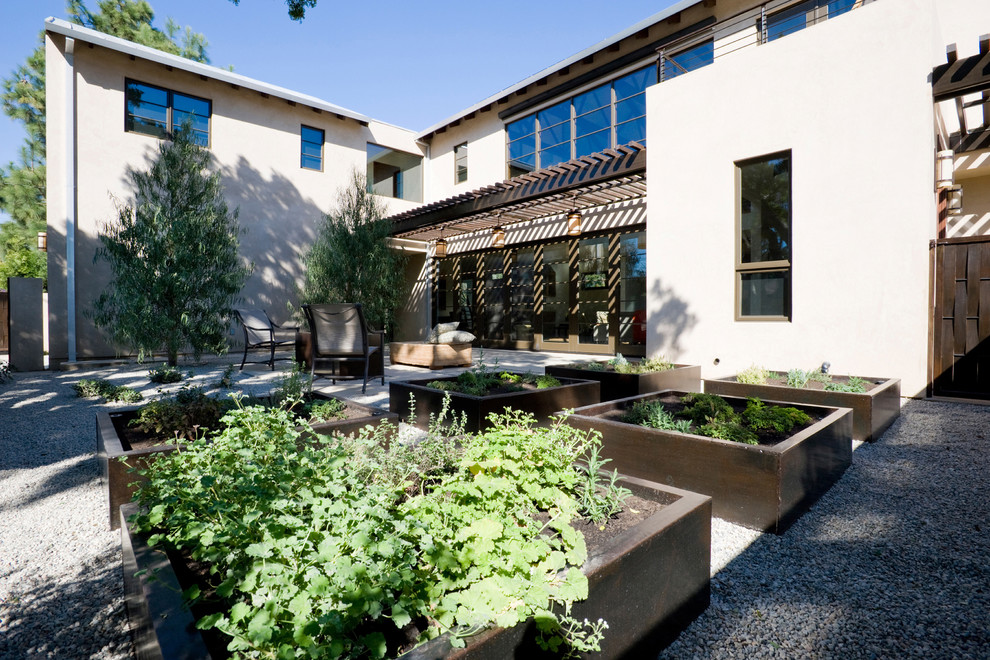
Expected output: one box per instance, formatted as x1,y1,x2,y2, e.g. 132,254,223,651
932,236,990,399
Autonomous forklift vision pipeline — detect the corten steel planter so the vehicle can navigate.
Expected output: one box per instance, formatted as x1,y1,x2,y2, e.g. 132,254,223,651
564,391,853,534
120,476,712,660
704,376,900,442
390,375,600,432
545,363,701,401
98,395,397,530
294,330,384,378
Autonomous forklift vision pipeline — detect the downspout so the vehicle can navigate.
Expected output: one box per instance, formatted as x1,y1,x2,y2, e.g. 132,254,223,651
65,37,77,362
416,138,433,333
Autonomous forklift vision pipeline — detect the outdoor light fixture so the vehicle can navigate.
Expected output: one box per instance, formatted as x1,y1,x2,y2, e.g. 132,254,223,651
434,236,448,258
936,150,955,189
566,209,582,236
37,231,47,252
947,184,963,215
492,225,506,248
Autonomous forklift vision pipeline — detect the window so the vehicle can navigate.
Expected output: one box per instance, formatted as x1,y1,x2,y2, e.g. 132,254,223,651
366,143,423,202
125,79,210,146
506,66,654,177
737,152,791,320
300,125,324,170
661,39,715,81
454,143,468,183
619,231,647,346
765,0,856,42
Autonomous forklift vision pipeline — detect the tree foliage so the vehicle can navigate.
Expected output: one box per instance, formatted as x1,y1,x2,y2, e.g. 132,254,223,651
0,237,47,290
90,127,251,366
228,0,317,21
0,0,211,285
301,172,407,333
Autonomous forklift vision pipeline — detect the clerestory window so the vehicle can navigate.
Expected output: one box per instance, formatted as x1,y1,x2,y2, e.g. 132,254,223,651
125,79,210,146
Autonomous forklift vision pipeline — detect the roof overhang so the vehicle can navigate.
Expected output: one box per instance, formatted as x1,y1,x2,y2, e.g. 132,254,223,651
44,17,376,127
387,143,646,242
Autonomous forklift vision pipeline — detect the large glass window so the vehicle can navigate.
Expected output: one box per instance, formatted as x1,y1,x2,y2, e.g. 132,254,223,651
482,253,505,341
508,248,535,342
766,0,856,42
367,143,423,202
506,66,653,176
619,232,647,346
661,40,715,81
577,237,609,345
300,125,324,170
737,152,791,320
125,79,210,146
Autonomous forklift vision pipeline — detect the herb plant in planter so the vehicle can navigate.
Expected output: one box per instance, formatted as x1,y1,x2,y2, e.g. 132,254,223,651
546,354,701,402
564,390,853,533
391,359,599,432
705,364,900,442
121,408,712,658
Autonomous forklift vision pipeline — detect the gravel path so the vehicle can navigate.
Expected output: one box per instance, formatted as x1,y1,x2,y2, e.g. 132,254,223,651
1,361,987,659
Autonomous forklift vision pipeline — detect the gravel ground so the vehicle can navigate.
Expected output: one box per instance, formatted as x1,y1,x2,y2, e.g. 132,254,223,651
1,360,987,659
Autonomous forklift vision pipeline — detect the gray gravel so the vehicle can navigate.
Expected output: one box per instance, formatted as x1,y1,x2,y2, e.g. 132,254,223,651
1,360,987,659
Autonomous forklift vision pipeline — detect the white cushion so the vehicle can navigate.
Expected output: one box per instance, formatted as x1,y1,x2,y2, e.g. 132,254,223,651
436,330,475,344
428,322,460,343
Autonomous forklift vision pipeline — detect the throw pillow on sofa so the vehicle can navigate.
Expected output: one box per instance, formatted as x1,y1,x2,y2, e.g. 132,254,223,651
428,322,460,343
436,330,475,344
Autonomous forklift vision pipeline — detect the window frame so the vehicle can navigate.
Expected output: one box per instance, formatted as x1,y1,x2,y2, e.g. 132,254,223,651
124,78,211,147
454,142,468,184
300,125,325,171
735,150,792,322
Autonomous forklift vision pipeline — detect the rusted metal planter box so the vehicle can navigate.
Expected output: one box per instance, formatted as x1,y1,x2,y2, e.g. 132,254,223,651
98,395,397,530
390,375,600,432
120,476,712,660
545,363,701,401
564,391,853,534
704,376,900,442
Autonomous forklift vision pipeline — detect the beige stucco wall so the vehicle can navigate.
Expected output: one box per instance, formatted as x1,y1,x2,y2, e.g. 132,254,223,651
46,32,424,362
645,0,941,397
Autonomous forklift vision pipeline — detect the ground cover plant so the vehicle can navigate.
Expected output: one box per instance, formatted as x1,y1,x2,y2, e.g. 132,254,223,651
427,358,560,396
563,353,674,374
130,405,632,659
147,363,185,384
72,377,142,403
622,392,811,445
737,365,869,393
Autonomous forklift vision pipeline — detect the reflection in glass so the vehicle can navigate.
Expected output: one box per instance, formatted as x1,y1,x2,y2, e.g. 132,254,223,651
578,237,608,344
483,254,505,341
663,40,714,80
619,232,647,345
542,243,569,341
300,125,324,170
740,271,790,317
509,249,535,342
739,156,790,264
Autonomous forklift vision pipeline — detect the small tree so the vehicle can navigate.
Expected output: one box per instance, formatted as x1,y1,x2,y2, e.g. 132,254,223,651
0,236,47,289
301,172,407,334
90,127,250,366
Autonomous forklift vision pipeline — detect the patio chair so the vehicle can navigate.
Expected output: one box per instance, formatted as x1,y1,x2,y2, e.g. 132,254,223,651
233,308,299,371
302,303,384,393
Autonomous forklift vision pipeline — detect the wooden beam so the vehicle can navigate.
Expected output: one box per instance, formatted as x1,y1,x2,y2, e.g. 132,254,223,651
932,49,990,101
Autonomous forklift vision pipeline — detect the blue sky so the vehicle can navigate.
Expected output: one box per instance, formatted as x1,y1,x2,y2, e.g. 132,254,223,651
0,0,678,224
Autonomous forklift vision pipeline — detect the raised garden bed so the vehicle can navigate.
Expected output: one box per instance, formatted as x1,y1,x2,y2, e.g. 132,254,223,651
98,394,397,529
121,474,711,659
564,391,853,533
545,362,701,401
704,375,900,442
390,374,600,432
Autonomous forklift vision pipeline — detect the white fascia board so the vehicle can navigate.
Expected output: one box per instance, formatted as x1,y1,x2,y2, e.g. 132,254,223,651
43,17,392,128
415,0,702,139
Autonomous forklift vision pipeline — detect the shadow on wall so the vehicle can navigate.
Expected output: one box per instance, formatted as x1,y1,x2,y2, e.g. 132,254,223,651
648,279,696,357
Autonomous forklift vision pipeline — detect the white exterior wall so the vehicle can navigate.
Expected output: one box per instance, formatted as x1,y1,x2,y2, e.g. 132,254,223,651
645,0,941,397
46,33,424,361
424,115,508,201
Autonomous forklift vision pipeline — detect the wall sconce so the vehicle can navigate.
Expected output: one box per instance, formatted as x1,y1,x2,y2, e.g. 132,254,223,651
492,225,506,249
566,210,582,236
37,231,47,252
434,236,447,258
947,184,963,215
936,149,955,189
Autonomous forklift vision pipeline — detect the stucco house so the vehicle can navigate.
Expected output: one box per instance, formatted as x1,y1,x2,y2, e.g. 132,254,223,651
45,0,990,399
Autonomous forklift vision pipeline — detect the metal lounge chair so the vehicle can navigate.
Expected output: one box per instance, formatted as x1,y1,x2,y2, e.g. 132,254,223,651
233,307,298,371
302,303,384,393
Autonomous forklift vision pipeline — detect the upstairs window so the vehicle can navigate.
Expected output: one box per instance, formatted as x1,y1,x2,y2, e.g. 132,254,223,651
300,125,324,170
660,39,715,81
454,142,468,184
367,143,423,202
765,0,856,42
125,79,210,146
737,151,792,320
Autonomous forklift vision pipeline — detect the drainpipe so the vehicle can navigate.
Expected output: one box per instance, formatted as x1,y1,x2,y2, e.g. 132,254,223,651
65,37,77,362
416,138,433,334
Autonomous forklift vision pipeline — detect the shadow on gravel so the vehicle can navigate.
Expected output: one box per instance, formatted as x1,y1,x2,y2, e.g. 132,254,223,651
0,546,131,659
659,399,990,658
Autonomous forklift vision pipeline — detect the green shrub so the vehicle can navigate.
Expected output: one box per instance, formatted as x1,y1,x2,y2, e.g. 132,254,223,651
72,378,143,403
742,397,810,433
305,398,347,423
736,364,772,385
129,386,233,440
637,356,675,373
622,400,692,433
678,392,735,426
534,374,561,389
824,376,868,393
426,379,458,391
786,368,810,389
147,363,183,384
807,369,832,385
696,418,759,445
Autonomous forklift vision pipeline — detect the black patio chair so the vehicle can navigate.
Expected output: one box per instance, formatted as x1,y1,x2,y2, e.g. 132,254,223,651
302,303,384,393
233,307,299,371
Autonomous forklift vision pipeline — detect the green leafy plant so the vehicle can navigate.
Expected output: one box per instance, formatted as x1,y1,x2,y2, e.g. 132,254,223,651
678,392,735,426
621,400,692,433
736,364,772,385
147,363,183,384
786,368,810,389
696,417,758,445
269,362,312,409
824,376,868,393
304,397,347,423
214,364,236,389
426,358,553,396
807,368,832,385
72,378,142,403
742,397,810,433
129,386,233,441
534,374,562,389
575,444,631,525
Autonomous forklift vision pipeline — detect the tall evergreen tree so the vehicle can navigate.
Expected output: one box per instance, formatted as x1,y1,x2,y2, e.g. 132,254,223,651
91,127,251,366
0,1,211,280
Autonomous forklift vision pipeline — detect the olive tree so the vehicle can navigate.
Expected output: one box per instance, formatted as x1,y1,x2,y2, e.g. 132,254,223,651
301,172,406,334
90,127,251,365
